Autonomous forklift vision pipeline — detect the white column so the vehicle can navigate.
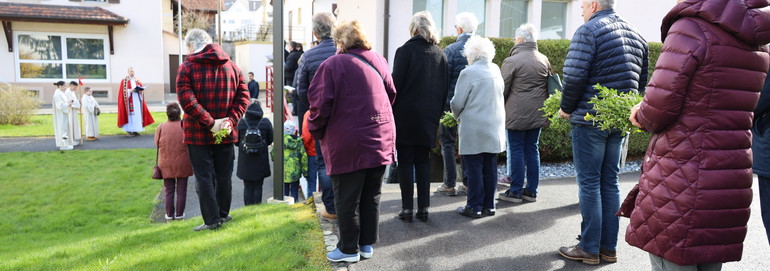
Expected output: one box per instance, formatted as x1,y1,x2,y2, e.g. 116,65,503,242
531,0,543,32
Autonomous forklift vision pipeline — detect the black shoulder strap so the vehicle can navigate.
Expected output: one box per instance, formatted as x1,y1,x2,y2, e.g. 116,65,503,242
346,53,384,82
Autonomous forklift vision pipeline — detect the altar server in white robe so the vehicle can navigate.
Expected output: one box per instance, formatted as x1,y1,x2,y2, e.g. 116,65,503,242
82,87,100,140
53,81,73,150
65,81,81,145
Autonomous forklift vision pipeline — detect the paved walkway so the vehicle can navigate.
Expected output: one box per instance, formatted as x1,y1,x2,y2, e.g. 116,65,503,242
315,172,768,271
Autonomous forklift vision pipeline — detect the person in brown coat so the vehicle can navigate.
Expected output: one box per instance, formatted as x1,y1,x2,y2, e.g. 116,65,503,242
628,0,770,269
497,23,550,204
155,102,194,221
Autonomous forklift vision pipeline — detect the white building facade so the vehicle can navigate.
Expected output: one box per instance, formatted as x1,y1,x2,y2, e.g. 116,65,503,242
328,0,672,66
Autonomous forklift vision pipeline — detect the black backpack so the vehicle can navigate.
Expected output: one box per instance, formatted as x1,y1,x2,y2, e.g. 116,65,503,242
242,117,266,155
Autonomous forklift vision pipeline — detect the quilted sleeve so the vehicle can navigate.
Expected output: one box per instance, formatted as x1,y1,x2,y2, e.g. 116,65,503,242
637,20,705,133
560,26,595,114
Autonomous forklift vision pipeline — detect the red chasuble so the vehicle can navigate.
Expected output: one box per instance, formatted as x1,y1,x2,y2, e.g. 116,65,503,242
117,77,155,128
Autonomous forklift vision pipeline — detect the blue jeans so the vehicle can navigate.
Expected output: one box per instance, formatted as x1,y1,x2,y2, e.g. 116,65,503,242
440,124,458,187
316,140,335,214
572,125,623,254
306,155,318,199
507,128,542,195
759,176,770,245
284,181,299,201
462,153,497,212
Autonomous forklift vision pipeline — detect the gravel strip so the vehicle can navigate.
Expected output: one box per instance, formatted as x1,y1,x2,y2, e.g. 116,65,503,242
497,159,641,180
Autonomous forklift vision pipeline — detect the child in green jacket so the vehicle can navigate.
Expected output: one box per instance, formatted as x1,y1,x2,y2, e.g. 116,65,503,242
283,120,307,201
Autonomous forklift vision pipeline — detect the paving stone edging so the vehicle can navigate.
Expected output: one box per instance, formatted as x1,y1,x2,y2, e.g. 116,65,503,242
313,191,351,271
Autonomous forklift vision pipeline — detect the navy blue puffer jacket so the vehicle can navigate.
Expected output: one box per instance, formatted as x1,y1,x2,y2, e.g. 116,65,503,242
295,38,337,132
560,9,649,126
443,34,471,110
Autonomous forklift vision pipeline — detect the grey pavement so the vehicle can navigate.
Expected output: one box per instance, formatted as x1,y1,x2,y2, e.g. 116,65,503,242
343,173,768,271
0,134,156,152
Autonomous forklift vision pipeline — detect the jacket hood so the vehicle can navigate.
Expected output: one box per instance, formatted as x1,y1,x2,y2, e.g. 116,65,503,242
187,43,231,65
284,134,303,149
662,0,770,46
245,102,264,120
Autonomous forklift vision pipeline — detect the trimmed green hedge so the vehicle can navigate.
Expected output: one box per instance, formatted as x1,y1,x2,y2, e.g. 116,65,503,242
439,36,662,162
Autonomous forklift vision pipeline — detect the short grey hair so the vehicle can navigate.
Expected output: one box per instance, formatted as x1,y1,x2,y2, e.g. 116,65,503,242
514,23,538,42
409,11,440,44
184,29,213,52
312,12,336,39
590,0,615,10
463,36,495,63
455,12,479,34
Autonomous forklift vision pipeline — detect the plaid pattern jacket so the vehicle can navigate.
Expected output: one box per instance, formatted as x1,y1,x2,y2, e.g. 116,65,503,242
177,43,250,145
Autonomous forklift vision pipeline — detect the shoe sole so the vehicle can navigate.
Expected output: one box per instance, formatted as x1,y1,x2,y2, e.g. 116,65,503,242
558,251,600,265
522,195,537,202
498,196,522,203
360,251,373,259
327,255,360,263
436,191,458,196
600,254,617,263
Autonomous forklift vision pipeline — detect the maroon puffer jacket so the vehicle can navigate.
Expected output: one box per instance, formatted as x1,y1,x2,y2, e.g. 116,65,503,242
625,0,770,265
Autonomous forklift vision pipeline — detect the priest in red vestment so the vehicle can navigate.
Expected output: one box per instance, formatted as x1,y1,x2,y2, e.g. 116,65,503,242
117,67,154,136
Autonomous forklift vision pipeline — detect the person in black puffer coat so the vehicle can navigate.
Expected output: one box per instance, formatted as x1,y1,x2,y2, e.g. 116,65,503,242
235,100,274,205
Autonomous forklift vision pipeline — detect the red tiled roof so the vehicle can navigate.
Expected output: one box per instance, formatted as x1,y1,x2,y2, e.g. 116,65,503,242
181,0,225,12
0,2,128,25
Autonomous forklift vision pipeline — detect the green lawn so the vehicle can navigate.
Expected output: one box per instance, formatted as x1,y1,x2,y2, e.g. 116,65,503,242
0,150,329,271
0,112,166,137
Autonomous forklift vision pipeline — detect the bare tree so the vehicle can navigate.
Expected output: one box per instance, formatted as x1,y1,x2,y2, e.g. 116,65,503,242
175,10,213,37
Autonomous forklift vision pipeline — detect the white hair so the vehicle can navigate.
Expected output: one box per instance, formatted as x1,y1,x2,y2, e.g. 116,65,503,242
589,0,615,10
184,29,213,52
514,23,538,42
409,11,440,44
463,36,495,63
455,12,479,34
312,12,336,39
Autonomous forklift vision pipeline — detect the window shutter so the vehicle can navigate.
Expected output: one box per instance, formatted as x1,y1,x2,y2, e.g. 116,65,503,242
108,0,120,3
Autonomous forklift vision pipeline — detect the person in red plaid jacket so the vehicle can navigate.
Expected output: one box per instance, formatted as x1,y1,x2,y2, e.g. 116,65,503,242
177,29,250,231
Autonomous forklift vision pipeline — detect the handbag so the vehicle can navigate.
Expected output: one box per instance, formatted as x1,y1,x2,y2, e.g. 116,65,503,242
94,107,101,116
547,68,563,96
616,184,640,218
152,125,163,180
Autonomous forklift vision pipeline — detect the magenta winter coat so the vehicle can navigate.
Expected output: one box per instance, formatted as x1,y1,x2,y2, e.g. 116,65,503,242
626,0,770,265
307,48,397,176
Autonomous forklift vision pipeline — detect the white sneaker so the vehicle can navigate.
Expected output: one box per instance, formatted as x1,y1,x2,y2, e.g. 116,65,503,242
175,213,185,220
60,146,73,151
164,214,174,220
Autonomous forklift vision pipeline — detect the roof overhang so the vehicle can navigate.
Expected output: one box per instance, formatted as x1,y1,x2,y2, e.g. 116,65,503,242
0,2,129,25
0,2,129,54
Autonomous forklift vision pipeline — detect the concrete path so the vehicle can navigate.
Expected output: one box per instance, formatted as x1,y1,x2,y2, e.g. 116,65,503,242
335,172,768,271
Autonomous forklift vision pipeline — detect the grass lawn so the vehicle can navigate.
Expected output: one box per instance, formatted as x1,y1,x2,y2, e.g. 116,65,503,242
0,149,329,271
0,112,166,137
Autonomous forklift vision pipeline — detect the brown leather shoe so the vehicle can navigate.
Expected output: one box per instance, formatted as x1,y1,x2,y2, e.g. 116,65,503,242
321,210,337,221
600,248,617,263
558,245,600,265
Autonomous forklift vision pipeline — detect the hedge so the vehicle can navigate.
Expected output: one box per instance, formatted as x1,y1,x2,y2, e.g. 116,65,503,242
438,36,662,162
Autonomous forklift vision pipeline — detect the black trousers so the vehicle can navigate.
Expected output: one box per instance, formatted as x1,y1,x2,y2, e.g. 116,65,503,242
397,144,431,210
243,178,264,205
187,144,234,225
332,166,385,254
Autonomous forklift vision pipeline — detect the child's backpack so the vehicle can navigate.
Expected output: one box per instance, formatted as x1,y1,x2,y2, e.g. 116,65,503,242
242,118,266,155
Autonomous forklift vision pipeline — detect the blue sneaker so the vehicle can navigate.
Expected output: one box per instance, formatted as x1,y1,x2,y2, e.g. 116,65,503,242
359,245,373,259
326,248,360,263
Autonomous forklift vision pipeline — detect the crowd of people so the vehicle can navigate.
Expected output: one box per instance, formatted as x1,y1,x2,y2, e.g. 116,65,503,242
49,0,770,269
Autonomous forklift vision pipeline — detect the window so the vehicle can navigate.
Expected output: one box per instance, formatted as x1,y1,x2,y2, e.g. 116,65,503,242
92,90,109,98
541,1,567,39
412,0,443,36
457,0,486,36
499,0,528,38
16,33,109,81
